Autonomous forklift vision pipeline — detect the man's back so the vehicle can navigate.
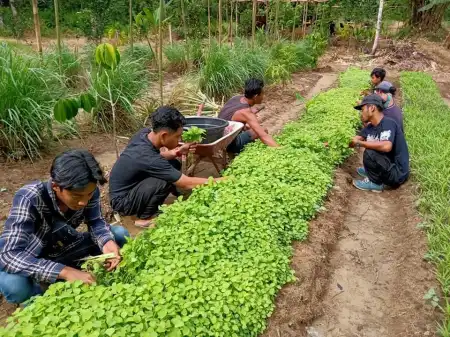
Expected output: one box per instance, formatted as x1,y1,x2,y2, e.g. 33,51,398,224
218,96,250,121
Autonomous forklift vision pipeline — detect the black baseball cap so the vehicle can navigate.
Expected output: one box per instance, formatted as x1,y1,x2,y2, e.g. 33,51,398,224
354,94,384,111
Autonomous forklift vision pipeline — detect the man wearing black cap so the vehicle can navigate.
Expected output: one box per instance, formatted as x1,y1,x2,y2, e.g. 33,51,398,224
350,94,410,192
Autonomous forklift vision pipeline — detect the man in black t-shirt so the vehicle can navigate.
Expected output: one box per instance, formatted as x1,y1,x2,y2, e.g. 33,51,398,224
350,95,410,192
109,106,223,228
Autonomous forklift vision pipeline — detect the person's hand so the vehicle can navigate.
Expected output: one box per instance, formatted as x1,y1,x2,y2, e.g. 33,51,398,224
349,136,360,148
102,240,121,271
178,143,197,155
59,266,96,284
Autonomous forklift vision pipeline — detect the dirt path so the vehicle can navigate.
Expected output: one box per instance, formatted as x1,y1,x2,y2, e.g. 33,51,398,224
262,154,439,337
309,155,439,337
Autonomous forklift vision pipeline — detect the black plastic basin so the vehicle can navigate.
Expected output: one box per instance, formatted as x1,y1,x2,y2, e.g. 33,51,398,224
184,117,229,144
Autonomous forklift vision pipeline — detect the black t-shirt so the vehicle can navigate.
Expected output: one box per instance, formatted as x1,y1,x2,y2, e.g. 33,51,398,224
360,117,410,180
109,128,182,201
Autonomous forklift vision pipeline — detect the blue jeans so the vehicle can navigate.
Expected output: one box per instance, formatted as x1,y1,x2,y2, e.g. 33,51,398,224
0,226,129,304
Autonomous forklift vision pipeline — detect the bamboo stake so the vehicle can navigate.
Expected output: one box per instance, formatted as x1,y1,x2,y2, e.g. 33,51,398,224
252,0,256,46
218,0,222,46
129,0,133,53
180,0,190,69
31,0,42,55
230,0,233,46
53,0,62,73
291,5,297,41
158,0,164,105
208,0,212,47
235,1,238,38
275,0,279,39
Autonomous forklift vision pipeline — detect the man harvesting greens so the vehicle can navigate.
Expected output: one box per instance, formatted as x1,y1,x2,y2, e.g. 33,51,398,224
370,67,386,88
375,81,404,132
350,95,410,192
0,150,129,304
218,78,279,153
109,106,223,228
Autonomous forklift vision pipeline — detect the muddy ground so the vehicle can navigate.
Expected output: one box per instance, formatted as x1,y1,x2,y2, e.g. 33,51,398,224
1,39,450,332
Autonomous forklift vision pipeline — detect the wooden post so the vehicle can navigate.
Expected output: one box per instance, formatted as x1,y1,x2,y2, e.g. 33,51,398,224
218,0,222,46
251,0,256,46
235,1,238,38
31,0,42,55
265,0,269,34
291,4,297,41
180,0,190,68
208,0,212,47
159,0,164,104
129,0,133,53
53,0,62,73
302,1,308,37
275,0,279,39
371,0,384,55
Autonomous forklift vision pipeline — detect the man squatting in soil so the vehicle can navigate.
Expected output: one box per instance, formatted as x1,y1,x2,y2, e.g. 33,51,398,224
350,94,410,193
219,78,279,153
0,150,130,304
108,106,224,228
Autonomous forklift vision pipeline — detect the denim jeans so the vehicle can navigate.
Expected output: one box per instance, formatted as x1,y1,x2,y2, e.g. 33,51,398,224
0,226,130,304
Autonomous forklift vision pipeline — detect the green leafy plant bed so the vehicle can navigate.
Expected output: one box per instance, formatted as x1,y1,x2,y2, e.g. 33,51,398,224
0,69,365,337
400,72,450,336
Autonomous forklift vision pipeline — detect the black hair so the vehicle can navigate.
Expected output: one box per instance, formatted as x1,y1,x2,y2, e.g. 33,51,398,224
150,106,186,133
50,150,106,190
370,68,386,81
389,85,397,96
244,78,264,99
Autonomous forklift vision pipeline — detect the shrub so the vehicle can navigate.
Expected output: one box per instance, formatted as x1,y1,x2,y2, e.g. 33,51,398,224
43,44,84,88
0,43,65,159
89,57,151,132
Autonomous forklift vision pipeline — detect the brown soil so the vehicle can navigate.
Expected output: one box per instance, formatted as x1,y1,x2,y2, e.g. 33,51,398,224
262,153,440,337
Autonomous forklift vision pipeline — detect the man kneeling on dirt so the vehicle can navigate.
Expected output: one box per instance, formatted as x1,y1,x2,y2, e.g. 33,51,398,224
0,150,129,304
350,94,410,192
218,78,279,153
109,106,223,228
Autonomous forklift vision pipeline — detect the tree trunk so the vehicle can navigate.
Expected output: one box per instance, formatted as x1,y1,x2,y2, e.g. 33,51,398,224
10,0,18,17
410,0,449,32
180,0,190,69
129,0,133,53
251,0,256,46
372,0,384,55
0,14,4,30
158,0,164,105
235,1,238,38
31,0,43,55
274,0,280,39
54,0,62,73
218,0,222,46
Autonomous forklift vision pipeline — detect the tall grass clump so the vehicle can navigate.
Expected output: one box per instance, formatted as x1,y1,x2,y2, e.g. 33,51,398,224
400,72,450,336
0,43,65,159
164,40,203,74
43,44,84,88
89,55,151,133
123,44,154,65
198,42,267,99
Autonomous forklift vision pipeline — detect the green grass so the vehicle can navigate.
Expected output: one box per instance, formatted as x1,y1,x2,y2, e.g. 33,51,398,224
0,43,66,159
400,72,450,336
43,44,84,88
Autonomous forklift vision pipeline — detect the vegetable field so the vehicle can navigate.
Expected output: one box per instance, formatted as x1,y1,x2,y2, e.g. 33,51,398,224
401,72,450,336
0,68,366,337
